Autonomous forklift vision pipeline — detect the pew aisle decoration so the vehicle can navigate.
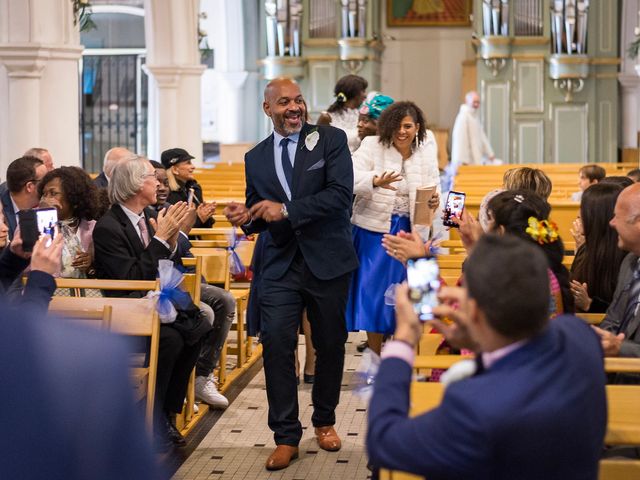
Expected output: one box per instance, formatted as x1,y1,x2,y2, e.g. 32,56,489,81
353,349,380,403
146,260,189,324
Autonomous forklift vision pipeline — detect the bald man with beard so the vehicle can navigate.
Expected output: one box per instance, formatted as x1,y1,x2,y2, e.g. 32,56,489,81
224,78,358,470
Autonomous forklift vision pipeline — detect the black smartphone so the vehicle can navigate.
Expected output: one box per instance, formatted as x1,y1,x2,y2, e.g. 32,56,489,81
17,210,38,253
17,207,58,252
407,257,441,322
443,190,466,228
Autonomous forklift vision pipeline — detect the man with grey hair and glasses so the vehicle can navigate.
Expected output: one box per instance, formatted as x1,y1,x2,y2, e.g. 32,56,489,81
92,156,201,451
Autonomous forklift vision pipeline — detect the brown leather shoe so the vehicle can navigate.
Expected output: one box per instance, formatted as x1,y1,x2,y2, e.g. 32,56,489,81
315,426,342,451
265,445,299,471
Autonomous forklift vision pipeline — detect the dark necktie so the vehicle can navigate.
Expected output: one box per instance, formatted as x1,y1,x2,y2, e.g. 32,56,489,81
280,137,293,191
618,267,640,334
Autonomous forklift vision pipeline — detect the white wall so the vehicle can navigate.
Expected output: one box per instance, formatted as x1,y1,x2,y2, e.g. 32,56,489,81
199,0,260,144
380,2,473,131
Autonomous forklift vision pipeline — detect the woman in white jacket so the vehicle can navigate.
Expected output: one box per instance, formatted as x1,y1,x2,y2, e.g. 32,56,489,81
346,101,441,354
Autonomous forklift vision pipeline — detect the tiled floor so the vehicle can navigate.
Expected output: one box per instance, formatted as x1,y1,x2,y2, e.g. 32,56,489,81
173,334,372,480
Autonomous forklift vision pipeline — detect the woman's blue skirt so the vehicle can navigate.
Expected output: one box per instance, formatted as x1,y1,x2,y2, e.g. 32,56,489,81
346,214,410,335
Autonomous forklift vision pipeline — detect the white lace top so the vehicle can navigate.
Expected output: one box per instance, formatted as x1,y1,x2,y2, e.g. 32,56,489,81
328,108,361,153
392,168,410,216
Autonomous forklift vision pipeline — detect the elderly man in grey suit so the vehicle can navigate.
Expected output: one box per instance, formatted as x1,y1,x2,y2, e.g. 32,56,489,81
595,183,640,358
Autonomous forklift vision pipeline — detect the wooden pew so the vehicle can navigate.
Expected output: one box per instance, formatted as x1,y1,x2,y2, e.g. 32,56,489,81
413,354,640,375
577,313,605,325
188,248,251,370
177,257,208,429
599,459,640,479
47,305,113,331
49,296,160,431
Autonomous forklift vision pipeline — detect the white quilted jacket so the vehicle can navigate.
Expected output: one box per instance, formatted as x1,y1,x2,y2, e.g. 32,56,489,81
351,132,441,233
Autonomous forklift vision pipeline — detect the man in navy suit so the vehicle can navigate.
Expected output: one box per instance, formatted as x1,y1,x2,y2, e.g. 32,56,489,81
1,155,47,239
368,235,606,480
224,78,358,470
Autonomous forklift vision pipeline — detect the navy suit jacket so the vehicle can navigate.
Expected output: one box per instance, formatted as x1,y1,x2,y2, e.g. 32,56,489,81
1,188,17,239
243,123,358,281
367,315,607,480
93,171,108,189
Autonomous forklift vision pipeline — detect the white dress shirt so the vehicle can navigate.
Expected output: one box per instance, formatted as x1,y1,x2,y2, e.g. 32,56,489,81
272,130,300,201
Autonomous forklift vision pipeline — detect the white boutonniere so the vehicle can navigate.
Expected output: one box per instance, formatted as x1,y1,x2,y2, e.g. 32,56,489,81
304,129,320,152
439,359,477,388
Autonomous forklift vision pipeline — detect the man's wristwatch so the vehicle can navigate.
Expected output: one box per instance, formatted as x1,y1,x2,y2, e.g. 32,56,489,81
280,203,289,219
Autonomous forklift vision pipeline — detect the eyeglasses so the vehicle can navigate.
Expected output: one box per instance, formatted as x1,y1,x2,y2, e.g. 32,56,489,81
142,172,158,180
41,189,63,199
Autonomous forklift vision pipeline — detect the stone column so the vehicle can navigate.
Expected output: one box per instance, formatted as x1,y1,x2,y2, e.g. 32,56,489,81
620,0,640,149
620,75,640,148
144,0,205,165
0,0,82,175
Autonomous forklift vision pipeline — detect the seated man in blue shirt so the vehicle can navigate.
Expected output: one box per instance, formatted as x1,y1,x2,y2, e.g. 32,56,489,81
367,234,607,480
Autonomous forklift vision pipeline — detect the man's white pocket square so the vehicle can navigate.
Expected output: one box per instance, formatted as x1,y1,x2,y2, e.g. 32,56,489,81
307,159,325,171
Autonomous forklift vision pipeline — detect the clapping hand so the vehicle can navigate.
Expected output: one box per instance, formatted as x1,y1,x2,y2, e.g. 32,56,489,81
223,202,251,226
197,201,217,223
570,280,592,312
570,218,584,250
151,201,189,248
382,230,428,263
428,286,478,351
373,171,403,191
178,202,198,235
250,200,285,223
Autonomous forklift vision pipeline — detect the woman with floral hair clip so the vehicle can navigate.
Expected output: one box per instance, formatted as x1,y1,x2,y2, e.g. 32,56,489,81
317,74,368,153
487,189,574,316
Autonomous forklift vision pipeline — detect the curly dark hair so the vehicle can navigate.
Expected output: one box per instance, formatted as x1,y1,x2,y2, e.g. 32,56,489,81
327,75,368,113
377,101,427,150
38,166,101,221
487,189,574,314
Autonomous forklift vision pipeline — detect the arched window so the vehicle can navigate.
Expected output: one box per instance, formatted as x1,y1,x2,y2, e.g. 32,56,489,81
79,5,147,172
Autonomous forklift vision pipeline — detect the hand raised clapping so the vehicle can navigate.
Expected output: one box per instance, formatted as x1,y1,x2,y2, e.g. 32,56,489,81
373,171,403,191
151,201,190,247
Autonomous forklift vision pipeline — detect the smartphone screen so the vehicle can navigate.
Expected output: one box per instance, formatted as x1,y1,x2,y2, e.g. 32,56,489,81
443,190,466,228
407,257,441,321
35,207,58,246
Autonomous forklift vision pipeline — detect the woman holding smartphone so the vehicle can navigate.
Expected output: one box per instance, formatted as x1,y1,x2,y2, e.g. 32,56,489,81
38,167,102,279
347,101,441,354
161,147,217,228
